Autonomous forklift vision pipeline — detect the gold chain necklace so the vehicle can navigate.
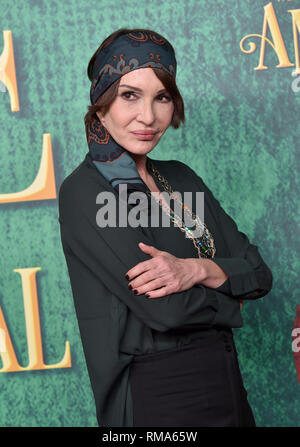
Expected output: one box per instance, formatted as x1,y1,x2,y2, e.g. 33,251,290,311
147,160,216,259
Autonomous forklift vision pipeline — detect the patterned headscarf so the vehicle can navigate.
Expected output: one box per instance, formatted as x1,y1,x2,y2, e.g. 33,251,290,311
85,31,177,200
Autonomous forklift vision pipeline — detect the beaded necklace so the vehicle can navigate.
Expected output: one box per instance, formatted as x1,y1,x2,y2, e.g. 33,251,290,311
147,160,216,259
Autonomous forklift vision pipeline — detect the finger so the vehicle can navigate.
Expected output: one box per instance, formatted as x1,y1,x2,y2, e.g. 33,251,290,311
138,242,162,255
125,259,153,281
128,270,160,290
145,286,170,299
132,278,164,295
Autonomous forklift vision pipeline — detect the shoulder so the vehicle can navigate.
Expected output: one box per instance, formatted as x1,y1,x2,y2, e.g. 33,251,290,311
58,153,109,223
150,158,199,178
152,158,208,189
151,158,189,171
153,158,221,208
59,153,110,198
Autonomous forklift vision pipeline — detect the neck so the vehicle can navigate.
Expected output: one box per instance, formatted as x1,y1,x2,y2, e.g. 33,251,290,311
129,153,151,181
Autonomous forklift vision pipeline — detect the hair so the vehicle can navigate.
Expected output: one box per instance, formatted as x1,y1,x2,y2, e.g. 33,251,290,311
84,28,185,129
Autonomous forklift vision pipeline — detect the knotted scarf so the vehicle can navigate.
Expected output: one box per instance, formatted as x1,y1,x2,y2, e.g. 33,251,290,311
85,31,177,201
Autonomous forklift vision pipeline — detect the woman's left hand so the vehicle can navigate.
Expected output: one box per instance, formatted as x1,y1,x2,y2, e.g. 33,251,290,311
125,242,206,299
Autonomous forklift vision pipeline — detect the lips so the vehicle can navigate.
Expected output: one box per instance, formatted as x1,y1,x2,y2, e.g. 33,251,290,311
131,131,157,136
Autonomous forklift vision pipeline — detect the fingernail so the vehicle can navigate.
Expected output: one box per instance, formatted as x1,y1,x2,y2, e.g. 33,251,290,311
128,284,132,290
145,293,150,298
133,289,138,295
125,274,129,280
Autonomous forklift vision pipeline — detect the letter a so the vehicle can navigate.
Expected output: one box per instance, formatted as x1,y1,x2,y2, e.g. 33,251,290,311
240,2,294,71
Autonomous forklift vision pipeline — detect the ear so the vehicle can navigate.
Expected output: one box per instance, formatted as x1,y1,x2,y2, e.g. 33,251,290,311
96,111,105,124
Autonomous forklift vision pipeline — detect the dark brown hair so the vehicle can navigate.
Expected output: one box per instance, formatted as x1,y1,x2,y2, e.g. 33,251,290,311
84,28,185,129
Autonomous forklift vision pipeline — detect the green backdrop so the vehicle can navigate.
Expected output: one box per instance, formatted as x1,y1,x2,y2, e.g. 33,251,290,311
0,0,299,427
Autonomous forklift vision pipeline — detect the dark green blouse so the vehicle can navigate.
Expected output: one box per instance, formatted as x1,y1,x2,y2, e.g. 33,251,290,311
58,152,272,427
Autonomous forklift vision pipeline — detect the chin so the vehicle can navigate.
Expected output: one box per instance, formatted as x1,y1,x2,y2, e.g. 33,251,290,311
126,142,157,155
127,150,154,159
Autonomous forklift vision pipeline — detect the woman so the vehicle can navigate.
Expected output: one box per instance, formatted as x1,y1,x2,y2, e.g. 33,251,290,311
58,28,273,427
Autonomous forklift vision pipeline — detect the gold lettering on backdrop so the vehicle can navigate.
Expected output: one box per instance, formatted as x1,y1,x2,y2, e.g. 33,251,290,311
0,267,71,372
0,134,57,203
240,2,294,70
0,328,6,353
0,30,19,111
288,9,300,74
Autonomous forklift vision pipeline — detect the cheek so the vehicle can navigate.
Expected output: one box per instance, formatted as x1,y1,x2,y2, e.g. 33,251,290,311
108,100,130,126
114,106,136,128
158,106,174,127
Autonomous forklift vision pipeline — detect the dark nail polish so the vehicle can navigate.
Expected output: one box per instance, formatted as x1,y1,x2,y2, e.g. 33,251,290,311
125,274,129,280
133,289,138,295
128,284,132,290
145,293,150,298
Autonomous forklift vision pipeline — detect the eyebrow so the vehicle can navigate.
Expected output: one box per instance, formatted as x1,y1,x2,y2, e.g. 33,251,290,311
119,84,168,94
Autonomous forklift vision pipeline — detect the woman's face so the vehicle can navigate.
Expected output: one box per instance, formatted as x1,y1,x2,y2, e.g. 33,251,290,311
96,68,175,156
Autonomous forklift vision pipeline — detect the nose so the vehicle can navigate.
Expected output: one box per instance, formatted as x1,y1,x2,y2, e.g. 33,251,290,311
137,99,155,125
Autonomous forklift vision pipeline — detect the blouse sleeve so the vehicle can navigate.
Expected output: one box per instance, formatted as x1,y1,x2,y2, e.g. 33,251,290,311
58,177,243,333
177,162,273,301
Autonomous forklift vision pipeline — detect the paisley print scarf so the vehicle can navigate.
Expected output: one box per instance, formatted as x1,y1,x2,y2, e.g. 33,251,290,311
85,30,177,198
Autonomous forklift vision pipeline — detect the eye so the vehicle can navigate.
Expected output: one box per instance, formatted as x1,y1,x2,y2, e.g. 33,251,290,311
120,91,137,100
157,94,172,102
120,91,172,102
